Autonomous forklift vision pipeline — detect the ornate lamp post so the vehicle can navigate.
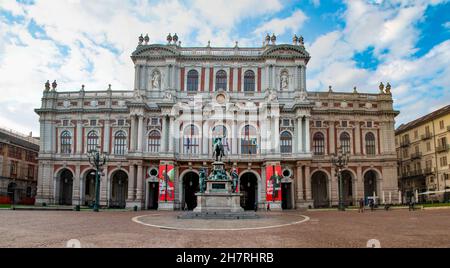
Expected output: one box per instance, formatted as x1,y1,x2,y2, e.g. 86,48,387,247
331,146,349,211
87,146,108,212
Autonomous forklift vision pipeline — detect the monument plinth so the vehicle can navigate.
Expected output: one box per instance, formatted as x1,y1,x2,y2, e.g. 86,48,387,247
194,161,243,213
179,138,257,219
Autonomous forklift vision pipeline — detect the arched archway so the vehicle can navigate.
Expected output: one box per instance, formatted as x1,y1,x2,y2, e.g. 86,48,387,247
364,170,378,199
110,170,128,208
58,169,73,205
341,170,354,206
7,182,17,204
311,171,329,208
240,172,258,210
183,171,199,210
83,169,96,206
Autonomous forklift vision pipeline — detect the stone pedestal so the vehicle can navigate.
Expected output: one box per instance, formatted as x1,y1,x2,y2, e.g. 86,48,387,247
158,201,174,211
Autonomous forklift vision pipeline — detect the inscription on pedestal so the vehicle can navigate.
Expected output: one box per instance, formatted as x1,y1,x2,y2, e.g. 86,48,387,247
212,183,226,190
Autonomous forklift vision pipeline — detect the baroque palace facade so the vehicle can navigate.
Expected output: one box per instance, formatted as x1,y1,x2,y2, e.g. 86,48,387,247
35,34,399,210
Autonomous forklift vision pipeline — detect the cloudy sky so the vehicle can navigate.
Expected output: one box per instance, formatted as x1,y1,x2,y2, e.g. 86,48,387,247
0,0,449,136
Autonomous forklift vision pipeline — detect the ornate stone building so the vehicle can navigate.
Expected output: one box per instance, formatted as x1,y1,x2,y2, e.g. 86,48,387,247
395,105,450,203
35,34,399,210
0,127,39,205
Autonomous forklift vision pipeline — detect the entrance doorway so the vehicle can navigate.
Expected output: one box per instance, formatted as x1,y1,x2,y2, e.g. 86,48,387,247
7,182,18,204
110,171,128,208
364,170,377,199
59,169,73,205
311,171,329,208
281,182,293,209
240,172,257,210
341,170,353,206
147,182,159,210
84,170,96,206
183,172,199,210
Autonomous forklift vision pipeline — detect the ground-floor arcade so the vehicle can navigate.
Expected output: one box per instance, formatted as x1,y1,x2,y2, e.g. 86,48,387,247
36,158,400,210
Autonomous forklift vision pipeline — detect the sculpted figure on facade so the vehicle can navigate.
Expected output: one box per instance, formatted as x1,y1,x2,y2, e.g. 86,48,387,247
151,70,161,89
281,71,289,90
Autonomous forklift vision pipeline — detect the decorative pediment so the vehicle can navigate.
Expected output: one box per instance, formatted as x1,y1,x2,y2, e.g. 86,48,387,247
132,45,180,57
262,45,310,60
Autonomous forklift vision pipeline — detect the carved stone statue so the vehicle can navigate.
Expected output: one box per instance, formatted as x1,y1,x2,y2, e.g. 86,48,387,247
231,168,239,193
212,138,225,162
385,82,391,94
44,80,50,91
281,72,288,90
51,80,57,91
379,82,385,93
152,71,160,89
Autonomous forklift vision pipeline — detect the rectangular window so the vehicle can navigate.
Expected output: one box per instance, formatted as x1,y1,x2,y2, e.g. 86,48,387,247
427,142,431,151
282,119,290,127
440,120,444,130
10,161,18,178
151,118,159,126
117,119,125,126
441,156,448,167
315,121,322,128
367,121,372,128
90,120,97,126
8,145,22,159
27,165,35,179
414,130,418,139
341,121,348,128
63,120,69,127
425,126,430,135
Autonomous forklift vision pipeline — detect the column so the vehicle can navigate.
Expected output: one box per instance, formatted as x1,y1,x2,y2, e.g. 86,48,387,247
232,119,238,155
329,122,335,155
273,116,280,153
168,116,175,153
265,65,269,90
305,116,311,153
260,165,266,205
130,116,136,151
127,164,135,201
76,120,82,154
305,165,312,201
296,164,304,202
272,65,276,89
161,115,168,152
297,117,303,153
136,165,144,206
202,120,209,156
355,122,361,155
103,119,110,153
301,66,306,91
134,65,139,90
73,165,81,205
137,115,144,152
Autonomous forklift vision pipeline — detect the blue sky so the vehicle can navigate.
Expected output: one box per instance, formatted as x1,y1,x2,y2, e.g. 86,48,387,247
0,0,449,135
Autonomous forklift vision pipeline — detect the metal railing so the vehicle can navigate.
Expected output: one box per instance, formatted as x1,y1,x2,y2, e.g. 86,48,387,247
421,132,433,140
436,143,449,153
411,152,422,159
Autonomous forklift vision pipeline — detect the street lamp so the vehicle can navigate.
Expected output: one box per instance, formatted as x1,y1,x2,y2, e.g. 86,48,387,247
331,146,349,211
87,146,108,212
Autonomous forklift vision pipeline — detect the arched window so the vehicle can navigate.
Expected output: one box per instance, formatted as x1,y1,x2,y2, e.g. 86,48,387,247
87,130,99,152
340,132,351,154
280,131,292,153
215,70,227,91
241,125,257,155
187,70,199,91
244,70,255,92
60,131,72,154
313,132,325,155
113,131,127,155
365,132,376,155
148,130,161,153
183,124,200,154
212,125,229,152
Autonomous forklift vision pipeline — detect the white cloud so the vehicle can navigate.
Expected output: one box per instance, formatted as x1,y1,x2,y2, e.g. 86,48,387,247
253,10,308,37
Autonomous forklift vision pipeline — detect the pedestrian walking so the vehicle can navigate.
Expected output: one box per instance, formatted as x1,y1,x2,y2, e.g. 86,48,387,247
409,196,415,211
358,198,365,213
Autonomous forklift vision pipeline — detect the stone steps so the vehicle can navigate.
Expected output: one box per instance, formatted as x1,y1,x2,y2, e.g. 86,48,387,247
177,211,259,220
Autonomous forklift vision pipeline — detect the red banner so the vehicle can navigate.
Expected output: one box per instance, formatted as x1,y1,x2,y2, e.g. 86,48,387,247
159,164,175,202
266,165,282,202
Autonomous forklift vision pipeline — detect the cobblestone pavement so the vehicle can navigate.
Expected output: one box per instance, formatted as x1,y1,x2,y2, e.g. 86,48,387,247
0,209,449,248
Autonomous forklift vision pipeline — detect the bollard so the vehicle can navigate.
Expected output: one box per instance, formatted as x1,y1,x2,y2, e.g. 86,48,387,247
133,205,138,212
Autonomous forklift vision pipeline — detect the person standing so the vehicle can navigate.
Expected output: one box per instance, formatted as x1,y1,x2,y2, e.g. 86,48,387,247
359,198,365,213
267,202,271,211
369,199,375,211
